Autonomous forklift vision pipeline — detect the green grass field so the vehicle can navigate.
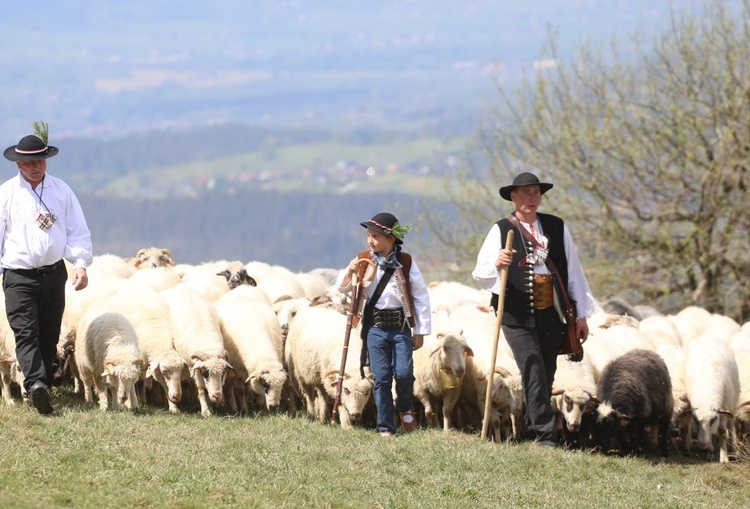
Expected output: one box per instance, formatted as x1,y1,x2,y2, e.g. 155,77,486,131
1,385,748,509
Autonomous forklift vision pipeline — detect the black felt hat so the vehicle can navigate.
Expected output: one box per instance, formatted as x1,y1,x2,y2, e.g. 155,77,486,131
360,212,411,245
4,135,59,162
498,172,553,201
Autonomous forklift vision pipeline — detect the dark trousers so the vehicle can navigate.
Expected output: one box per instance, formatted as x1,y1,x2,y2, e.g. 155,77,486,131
503,308,563,443
3,263,66,392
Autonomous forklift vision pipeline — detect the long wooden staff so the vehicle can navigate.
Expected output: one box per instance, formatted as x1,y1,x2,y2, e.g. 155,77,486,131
481,230,514,440
332,258,375,423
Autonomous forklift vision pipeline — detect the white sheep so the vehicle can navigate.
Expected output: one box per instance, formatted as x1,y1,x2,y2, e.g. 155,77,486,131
245,261,307,304
639,315,683,347
285,305,373,429
0,306,20,405
655,344,691,451
214,291,287,413
128,266,182,292
75,310,142,411
428,281,491,314
413,330,474,431
294,271,331,301
668,306,712,345
130,247,175,269
730,346,750,447
582,324,656,382
685,337,741,463
95,284,187,413
550,354,597,447
161,285,231,416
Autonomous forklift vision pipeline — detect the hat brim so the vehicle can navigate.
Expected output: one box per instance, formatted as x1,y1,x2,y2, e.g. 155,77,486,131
3,145,59,162
360,222,403,244
499,182,553,201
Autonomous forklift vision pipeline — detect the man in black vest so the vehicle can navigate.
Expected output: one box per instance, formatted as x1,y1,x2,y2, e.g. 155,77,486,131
472,172,596,446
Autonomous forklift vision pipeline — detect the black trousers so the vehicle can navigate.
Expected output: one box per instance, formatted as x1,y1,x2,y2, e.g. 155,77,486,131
3,263,66,392
502,307,563,443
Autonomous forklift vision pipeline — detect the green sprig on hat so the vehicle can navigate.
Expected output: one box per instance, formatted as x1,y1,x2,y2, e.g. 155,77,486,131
32,121,49,145
391,222,412,240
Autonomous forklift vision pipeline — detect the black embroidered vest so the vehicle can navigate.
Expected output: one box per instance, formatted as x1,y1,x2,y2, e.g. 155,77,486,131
494,212,569,327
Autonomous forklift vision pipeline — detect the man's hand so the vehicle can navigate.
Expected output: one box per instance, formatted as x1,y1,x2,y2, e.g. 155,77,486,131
72,267,88,291
495,247,516,270
576,317,589,343
413,334,424,350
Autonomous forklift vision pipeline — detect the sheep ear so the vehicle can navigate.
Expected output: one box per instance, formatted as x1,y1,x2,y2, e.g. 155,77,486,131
619,413,631,423
0,356,15,364
247,276,257,286
430,344,442,357
717,409,735,419
550,388,565,396
217,270,230,280
464,346,474,357
145,362,157,378
161,248,174,266
324,371,340,388
436,332,445,340
491,377,506,395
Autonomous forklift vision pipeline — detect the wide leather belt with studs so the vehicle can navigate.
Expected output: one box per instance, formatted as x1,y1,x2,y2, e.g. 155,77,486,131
533,273,554,309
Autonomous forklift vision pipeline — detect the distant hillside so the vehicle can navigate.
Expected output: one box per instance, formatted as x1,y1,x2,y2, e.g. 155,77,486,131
79,189,446,273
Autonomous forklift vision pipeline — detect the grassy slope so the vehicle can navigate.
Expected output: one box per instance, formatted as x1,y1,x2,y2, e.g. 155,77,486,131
0,386,748,509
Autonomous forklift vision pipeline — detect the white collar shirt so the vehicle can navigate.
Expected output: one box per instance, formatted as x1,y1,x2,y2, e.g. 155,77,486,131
0,173,93,272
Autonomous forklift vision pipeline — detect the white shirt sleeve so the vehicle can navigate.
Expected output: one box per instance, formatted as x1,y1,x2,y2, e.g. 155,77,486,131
471,223,501,294
409,258,431,336
563,225,597,319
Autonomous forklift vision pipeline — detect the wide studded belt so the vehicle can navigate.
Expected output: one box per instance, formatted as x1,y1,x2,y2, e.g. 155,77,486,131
372,307,405,330
533,273,554,309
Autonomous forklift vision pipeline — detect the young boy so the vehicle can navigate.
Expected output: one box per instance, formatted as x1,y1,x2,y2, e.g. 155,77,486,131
337,212,431,436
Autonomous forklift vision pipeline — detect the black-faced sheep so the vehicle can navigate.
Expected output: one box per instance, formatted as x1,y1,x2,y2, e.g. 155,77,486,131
594,348,673,457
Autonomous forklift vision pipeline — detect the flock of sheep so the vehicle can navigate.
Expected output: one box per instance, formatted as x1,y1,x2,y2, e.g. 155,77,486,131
1,247,749,463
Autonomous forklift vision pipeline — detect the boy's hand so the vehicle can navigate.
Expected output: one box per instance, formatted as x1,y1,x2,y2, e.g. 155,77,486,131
413,334,424,350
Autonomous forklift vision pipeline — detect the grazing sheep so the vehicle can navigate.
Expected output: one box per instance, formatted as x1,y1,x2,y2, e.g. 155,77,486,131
582,324,656,382
413,330,474,431
685,337,741,463
640,315,683,347
161,285,231,417
594,349,673,457
0,315,19,405
245,261,307,304
75,311,142,411
668,306,712,345
550,354,597,448
655,344,692,451
95,284,186,413
131,247,175,269
427,281,490,314
285,306,373,429
730,347,750,447
128,266,182,292
214,291,287,413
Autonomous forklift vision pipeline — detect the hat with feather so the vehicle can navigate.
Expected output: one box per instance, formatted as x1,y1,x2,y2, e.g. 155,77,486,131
4,122,59,162
360,212,411,245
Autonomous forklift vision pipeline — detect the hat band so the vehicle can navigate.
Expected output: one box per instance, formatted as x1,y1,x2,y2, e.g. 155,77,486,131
15,146,48,155
367,219,393,233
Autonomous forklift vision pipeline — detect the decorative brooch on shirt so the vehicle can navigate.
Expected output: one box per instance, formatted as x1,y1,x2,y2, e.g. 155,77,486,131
33,180,57,231
519,223,549,266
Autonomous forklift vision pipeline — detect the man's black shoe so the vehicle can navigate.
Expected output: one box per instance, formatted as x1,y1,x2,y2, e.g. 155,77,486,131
28,381,54,415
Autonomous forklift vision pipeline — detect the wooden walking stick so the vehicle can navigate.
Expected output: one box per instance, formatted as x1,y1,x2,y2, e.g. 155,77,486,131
332,258,375,423
481,229,514,440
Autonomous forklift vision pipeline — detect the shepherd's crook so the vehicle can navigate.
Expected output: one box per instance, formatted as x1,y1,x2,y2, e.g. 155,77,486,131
332,258,375,423
481,230,514,440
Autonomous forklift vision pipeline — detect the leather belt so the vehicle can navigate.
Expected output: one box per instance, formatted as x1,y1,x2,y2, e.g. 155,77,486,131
533,273,554,309
10,260,64,275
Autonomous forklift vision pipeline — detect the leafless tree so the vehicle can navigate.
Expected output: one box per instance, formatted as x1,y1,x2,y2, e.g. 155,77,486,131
427,0,750,321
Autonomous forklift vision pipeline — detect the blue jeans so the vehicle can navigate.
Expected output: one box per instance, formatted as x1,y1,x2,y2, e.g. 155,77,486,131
367,326,414,434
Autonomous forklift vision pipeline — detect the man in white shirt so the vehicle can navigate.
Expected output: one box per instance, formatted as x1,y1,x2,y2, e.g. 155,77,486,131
2,125,93,414
472,172,597,446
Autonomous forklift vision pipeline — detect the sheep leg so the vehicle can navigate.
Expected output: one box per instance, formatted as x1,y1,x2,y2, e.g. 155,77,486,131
442,388,461,431
194,379,212,417
96,379,110,411
0,365,13,405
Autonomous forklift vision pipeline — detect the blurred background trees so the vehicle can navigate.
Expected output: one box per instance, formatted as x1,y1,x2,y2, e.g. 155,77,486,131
429,0,750,321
